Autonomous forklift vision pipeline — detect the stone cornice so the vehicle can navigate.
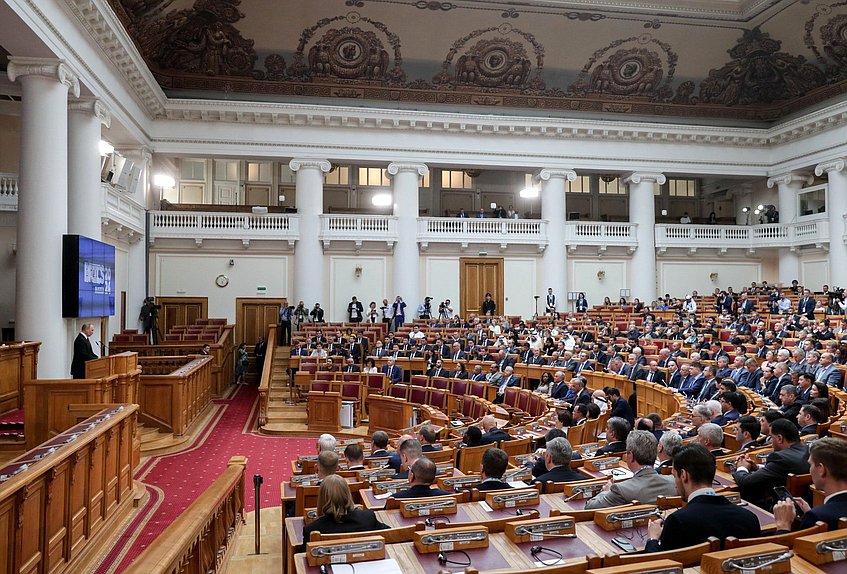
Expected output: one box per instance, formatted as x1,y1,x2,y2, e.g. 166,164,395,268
815,159,846,177
7,57,80,97
766,172,813,189
623,172,666,185
69,98,112,128
536,169,578,182
288,159,331,173
387,163,429,177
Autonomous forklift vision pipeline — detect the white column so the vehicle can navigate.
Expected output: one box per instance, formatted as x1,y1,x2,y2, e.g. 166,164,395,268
624,172,665,303
537,168,576,306
815,159,847,287
8,58,80,378
767,172,811,287
388,162,428,313
68,98,110,238
290,158,330,307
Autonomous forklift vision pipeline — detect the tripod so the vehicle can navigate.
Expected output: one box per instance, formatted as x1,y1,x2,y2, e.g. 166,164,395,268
533,295,540,319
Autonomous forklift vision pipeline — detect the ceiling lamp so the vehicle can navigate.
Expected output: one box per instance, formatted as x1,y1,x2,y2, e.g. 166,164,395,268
372,193,392,206
519,186,539,199
600,174,617,183
463,169,482,178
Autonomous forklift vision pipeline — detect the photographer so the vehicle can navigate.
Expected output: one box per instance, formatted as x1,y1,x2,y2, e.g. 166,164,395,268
418,297,433,320
139,297,161,344
438,299,453,321
827,287,846,315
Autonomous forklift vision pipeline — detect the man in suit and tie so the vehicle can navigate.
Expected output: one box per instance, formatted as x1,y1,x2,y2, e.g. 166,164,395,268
778,385,803,424
738,358,763,389
796,404,824,436
733,419,810,505
571,351,593,375
656,348,672,369
549,371,569,400
495,350,515,372
645,444,761,552
815,352,842,388
391,458,452,499
585,430,678,509
715,356,732,379
527,437,585,490
427,359,447,378
696,365,719,402
493,366,520,404
470,365,487,382
644,361,666,385
738,293,755,315
476,448,513,491
734,416,762,450
565,376,591,408
382,357,402,385
622,353,646,382
479,415,512,445
342,357,361,373
71,323,98,379
797,289,817,319
773,437,847,532
680,362,706,399
728,356,746,384
668,361,684,390
607,389,634,428
449,342,467,361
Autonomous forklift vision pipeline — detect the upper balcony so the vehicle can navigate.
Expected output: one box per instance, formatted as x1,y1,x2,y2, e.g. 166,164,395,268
655,219,829,254
101,183,146,243
149,211,299,248
417,218,548,252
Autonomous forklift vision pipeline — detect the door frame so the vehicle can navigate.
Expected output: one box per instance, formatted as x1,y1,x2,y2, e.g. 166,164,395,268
459,257,504,318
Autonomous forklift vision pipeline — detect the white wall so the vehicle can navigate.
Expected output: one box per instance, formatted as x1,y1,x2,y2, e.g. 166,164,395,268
801,258,829,290
155,253,288,321
571,259,627,307
659,260,761,297
425,257,461,316
504,258,537,317
0,223,16,334
329,256,389,322
108,243,128,342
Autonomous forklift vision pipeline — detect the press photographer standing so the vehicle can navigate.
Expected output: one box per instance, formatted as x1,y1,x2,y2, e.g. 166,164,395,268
139,297,160,344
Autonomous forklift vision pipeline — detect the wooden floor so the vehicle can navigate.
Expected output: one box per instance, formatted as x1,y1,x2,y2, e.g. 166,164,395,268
225,507,283,574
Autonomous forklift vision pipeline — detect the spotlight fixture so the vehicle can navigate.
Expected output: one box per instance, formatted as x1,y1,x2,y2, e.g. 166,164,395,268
519,186,539,199
99,140,114,155
757,204,765,211
371,193,392,206
741,206,750,213
153,174,175,188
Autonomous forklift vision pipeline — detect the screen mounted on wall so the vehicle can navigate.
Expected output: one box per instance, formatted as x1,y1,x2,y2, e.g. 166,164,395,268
62,235,116,318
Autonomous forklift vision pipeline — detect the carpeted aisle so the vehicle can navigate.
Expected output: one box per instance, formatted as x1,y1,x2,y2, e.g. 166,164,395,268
97,384,315,573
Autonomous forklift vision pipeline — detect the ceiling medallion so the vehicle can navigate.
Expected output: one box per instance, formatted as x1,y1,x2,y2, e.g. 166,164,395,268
498,23,513,34
347,11,362,23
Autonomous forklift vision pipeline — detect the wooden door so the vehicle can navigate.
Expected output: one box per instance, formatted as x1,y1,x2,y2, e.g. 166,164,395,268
460,258,504,318
245,184,271,206
214,182,240,205
236,298,286,383
156,297,208,335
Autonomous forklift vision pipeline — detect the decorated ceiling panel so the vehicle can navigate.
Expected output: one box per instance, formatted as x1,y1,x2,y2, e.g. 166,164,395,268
108,0,847,124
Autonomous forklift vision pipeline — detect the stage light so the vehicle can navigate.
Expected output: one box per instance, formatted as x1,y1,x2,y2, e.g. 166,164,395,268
519,186,539,198
153,174,175,188
372,193,392,206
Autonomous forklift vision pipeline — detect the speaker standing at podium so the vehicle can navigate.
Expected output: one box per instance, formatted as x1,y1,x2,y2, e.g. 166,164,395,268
71,323,98,379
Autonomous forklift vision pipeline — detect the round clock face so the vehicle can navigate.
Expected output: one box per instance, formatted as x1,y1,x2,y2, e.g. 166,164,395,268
215,274,229,288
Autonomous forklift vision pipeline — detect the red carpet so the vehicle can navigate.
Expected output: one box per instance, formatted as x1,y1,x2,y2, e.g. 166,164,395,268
0,409,23,425
94,385,316,573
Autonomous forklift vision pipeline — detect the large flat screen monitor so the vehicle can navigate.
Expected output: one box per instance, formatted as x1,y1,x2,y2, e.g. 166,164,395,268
62,235,116,318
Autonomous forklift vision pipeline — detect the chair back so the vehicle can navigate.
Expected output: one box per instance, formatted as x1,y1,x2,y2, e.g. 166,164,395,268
499,436,532,457
456,443,494,473
723,522,827,549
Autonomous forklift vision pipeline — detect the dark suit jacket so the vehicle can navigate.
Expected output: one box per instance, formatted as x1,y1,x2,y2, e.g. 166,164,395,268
596,441,626,456
532,465,585,491
343,365,361,373
302,508,388,541
645,495,761,552
797,492,847,530
609,398,634,427
392,484,452,499
71,333,98,379
550,381,569,400
733,443,811,503
480,428,512,445
476,479,513,491
382,364,402,384
643,370,666,385
572,388,591,406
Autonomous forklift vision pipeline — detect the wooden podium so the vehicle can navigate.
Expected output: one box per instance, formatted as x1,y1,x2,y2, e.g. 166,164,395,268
307,391,342,432
367,394,414,434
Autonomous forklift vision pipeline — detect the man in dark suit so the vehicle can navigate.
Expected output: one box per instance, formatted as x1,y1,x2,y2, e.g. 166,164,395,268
645,444,761,552
492,366,520,404
381,357,402,385
427,359,447,378
774,437,847,532
796,404,824,436
476,448,513,491
680,362,706,399
778,384,802,425
734,416,762,450
797,289,817,319
71,323,98,379
596,416,630,455
417,426,443,453
622,354,646,381
696,366,719,402
643,361,666,385
733,419,811,505
479,415,512,445
549,371,569,400
495,350,515,372
342,357,361,373
607,388,634,428
566,377,592,408
391,458,452,499
527,437,585,490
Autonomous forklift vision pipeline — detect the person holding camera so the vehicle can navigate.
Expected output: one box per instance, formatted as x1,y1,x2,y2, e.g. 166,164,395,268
437,299,453,321
139,297,161,344
418,297,433,320
347,296,363,322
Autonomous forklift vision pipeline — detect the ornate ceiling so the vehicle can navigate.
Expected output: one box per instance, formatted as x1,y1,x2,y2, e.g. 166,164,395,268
107,0,847,124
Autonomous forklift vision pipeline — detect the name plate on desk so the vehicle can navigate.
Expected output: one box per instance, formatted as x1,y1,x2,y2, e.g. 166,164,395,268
435,463,454,475
486,488,540,509
290,473,319,486
594,504,661,531
562,480,605,500
438,475,482,490
585,456,622,472
794,530,847,565
504,516,575,543
373,480,409,495
358,468,396,482
399,496,458,517
513,454,535,464
306,535,386,567
502,467,532,482
413,525,489,554
587,560,683,574
700,543,792,574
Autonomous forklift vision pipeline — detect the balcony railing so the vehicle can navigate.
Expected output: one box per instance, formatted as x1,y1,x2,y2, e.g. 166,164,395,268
418,217,548,249
656,219,830,250
319,214,398,247
149,211,299,246
102,183,145,239
0,173,19,211
564,222,638,250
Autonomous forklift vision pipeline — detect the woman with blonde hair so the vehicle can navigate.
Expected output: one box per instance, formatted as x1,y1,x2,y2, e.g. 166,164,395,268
302,475,387,540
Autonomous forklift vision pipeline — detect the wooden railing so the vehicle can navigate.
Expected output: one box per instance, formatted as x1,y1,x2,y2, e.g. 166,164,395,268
110,325,235,396
0,340,40,414
24,352,141,449
0,405,139,574
137,356,213,435
123,455,247,574
257,324,277,428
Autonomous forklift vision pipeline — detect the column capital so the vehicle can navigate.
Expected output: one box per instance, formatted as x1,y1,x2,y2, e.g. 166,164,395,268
814,158,846,177
7,57,80,97
69,98,112,128
387,162,428,177
289,158,331,173
623,172,666,185
766,171,813,189
535,169,577,183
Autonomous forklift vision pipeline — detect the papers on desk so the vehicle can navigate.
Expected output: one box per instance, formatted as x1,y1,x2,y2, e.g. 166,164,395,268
373,492,393,499
478,500,494,512
508,481,529,489
599,467,634,481
332,559,402,574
